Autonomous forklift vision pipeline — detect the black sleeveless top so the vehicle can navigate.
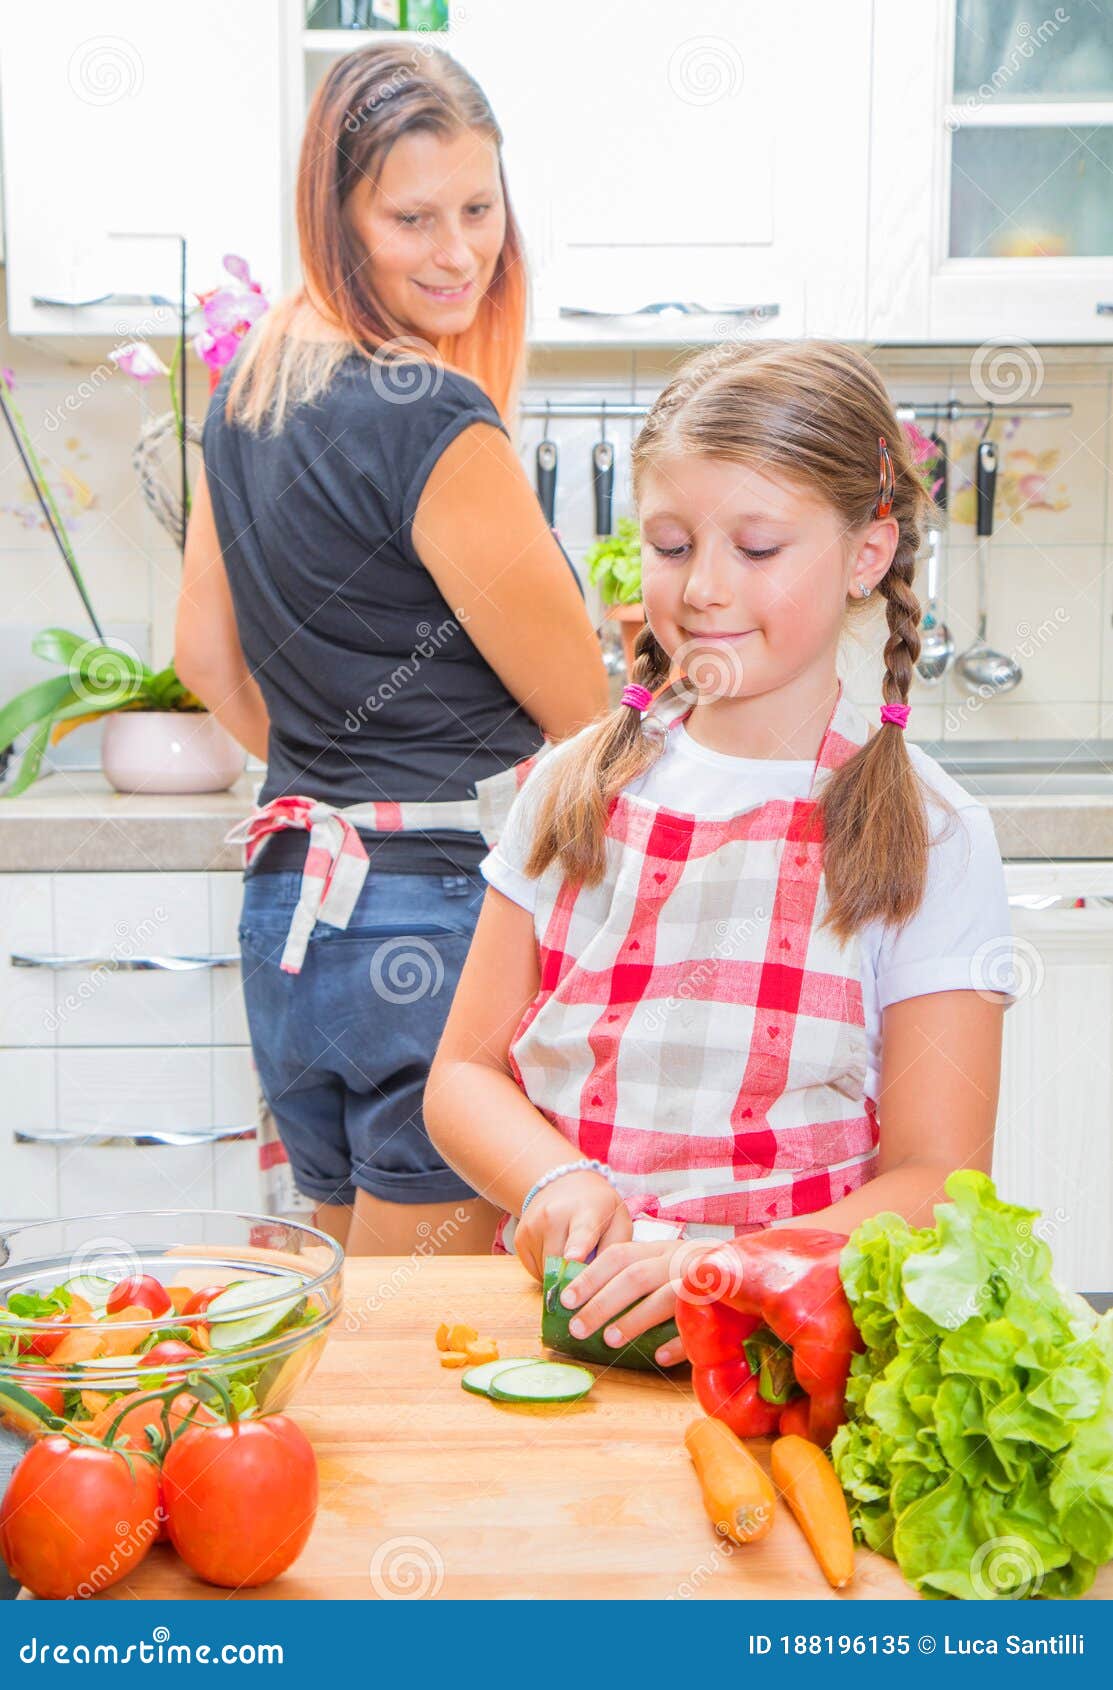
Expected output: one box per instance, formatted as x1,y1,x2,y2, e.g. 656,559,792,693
203,349,557,875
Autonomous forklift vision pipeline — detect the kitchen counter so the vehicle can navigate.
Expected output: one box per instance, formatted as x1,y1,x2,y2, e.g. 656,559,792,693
89,1255,1113,1602
0,771,257,872
5,768,1113,871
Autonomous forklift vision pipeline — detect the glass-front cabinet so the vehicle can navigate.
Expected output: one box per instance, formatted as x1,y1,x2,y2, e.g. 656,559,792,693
871,0,1113,341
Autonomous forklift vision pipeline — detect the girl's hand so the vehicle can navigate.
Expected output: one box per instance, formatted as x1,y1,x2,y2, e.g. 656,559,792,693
513,1172,632,1282
556,1239,712,1367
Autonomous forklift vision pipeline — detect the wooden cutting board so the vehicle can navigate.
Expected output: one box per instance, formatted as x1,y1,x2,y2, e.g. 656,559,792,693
94,1254,1113,1601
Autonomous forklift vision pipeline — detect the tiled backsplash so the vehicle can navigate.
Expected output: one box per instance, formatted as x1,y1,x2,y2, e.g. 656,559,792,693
3,278,1112,768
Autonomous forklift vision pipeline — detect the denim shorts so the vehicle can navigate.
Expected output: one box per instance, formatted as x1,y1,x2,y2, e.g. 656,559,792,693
237,865,487,1209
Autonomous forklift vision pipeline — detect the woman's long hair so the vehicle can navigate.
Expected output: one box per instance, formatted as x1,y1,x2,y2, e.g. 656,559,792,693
225,43,529,433
525,339,945,942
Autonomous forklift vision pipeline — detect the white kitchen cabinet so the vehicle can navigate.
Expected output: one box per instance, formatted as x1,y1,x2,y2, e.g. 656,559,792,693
871,0,1113,343
995,862,1113,1294
0,871,261,1221
299,0,872,342
0,0,286,336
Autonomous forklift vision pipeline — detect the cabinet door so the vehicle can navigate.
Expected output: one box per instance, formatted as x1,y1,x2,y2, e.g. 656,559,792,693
872,0,1113,343
994,887,1113,1294
0,0,285,335
453,0,870,341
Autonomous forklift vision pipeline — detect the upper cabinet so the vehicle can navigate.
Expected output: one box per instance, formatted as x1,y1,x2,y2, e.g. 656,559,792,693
11,0,1111,347
871,0,1113,342
446,0,872,343
0,0,286,337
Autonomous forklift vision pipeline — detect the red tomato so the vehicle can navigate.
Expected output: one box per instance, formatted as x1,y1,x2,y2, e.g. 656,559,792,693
161,1415,318,1588
182,1285,225,1317
106,1275,172,1319
20,1379,65,1416
19,1310,70,1358
0,1435,160,1599
140,1341,199,1369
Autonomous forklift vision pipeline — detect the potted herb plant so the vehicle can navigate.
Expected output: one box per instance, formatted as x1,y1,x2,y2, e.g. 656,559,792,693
586,515,645,676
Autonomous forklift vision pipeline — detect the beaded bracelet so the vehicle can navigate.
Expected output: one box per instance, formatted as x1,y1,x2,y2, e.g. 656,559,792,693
520,1158,620,1216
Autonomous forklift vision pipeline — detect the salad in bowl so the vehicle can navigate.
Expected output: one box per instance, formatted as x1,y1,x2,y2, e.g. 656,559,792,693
0,1210,344,1441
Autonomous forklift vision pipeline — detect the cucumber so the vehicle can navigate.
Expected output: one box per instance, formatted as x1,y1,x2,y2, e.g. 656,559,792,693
203,1279,306,1352
0,1379,59,1437
59,1275,114,1311
541,1255,683,1372
486,1360,594,1403
461,1357,537,1398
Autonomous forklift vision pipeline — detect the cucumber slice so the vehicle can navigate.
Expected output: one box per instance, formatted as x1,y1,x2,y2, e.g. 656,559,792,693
203,1279,305,1352
59,1275,115,1310
541,1255,682,1372
461,1357,537,1398
487,1361,594,1403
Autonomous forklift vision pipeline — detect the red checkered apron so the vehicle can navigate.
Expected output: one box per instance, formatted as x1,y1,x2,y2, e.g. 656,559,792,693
224,755,547,975
493,680,879,1255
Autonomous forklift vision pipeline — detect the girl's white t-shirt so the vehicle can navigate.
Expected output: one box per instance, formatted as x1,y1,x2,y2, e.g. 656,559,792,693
479,720,1015,1102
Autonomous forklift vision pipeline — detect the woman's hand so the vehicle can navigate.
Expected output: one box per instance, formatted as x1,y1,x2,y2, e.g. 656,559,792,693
513,1173,632,1282
555,1239,713,1368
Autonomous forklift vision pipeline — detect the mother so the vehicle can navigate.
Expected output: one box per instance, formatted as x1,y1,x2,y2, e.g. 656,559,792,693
175,44,608,1257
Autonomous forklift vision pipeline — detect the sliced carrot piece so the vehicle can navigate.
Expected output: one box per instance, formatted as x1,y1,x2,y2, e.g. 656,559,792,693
51,1328,107,1365
465,1337,499,1364
447,1323,478,1351
439,1350,471,1368
166,1286,193,1315
80,1389,111,1415
99,1305,155,1356
770,1434,855,1590
435,1322,452,1351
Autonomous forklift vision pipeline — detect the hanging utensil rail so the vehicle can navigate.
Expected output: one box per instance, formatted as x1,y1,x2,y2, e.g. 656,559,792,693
518,398,1073,423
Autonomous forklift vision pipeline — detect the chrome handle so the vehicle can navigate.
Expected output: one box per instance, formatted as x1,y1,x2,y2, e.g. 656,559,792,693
14,1123,257,1147
11,952,239,972
559,301,780,321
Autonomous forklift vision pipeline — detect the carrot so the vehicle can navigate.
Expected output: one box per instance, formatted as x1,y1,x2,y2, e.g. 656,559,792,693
684,1416,776,1546
50,1328,106,1365
98,1305,155,1356
166,1286,193,1315
439,1350,471,1368
770,1434,855,1590
465,1337,499,1364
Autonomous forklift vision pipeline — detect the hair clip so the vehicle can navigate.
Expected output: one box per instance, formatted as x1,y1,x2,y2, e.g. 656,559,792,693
875,435,895,519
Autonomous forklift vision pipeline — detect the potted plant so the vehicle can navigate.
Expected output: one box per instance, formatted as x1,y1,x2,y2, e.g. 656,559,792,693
0,255,267,797
586,516,645,676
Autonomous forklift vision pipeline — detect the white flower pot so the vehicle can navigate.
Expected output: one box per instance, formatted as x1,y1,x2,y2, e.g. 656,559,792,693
100,711,246,795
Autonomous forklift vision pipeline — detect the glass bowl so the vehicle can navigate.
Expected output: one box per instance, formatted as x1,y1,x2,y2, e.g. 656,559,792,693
0,1210,344,1447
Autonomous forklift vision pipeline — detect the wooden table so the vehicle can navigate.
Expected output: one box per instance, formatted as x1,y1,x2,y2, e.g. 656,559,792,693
99,1256,1113,1601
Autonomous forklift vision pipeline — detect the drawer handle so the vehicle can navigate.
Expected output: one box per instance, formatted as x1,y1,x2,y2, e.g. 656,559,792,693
1098,303,1113,315
558,300,781,321
14,1123,257,1147
10,952,239,972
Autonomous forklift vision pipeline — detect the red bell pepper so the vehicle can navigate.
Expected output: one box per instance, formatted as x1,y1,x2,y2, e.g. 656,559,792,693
676,1230,862,1448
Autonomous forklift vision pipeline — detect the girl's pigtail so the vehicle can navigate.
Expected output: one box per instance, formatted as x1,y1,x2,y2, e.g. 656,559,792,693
819,538,936,940
524,621,673,886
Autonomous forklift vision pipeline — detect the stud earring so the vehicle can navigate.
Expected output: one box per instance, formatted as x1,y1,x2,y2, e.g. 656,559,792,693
857,582,871,599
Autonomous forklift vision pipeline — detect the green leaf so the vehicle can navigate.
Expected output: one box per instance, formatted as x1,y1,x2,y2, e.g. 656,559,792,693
0,675,77,756
31,626,93,667
2,714,56,796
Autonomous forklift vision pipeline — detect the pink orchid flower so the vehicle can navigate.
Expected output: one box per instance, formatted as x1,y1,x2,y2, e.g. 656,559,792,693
110,342,171,382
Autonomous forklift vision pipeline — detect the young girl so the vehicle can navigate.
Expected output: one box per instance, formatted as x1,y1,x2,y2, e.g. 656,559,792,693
425,339,1015,1366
